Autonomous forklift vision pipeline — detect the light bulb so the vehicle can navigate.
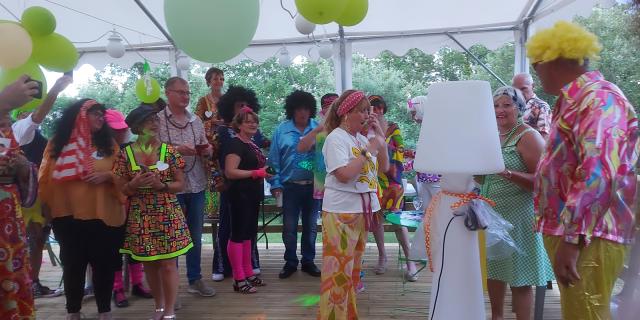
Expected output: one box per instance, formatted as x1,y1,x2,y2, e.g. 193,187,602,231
106,32,125,58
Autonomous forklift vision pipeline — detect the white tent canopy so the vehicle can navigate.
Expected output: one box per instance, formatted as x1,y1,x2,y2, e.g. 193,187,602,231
0,0,615,90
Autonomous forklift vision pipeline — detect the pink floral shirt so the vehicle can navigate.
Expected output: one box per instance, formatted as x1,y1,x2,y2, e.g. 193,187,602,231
535,71,639,245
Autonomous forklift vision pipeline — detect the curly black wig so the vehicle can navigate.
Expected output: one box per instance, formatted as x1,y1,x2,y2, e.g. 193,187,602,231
284,90,317,120
50,98,115,159
218,85,260,123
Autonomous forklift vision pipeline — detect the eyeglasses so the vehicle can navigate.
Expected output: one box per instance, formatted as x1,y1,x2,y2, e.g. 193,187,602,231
168,89,191,96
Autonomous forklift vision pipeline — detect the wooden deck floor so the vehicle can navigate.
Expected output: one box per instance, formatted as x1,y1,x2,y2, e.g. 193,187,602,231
36,244,562,319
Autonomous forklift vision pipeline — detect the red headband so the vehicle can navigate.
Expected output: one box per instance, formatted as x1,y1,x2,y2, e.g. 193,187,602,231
240,106,253,113
337,91,365,117
321,96,338,108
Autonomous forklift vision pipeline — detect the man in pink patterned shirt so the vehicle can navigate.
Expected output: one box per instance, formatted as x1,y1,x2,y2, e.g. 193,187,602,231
528,21,639,319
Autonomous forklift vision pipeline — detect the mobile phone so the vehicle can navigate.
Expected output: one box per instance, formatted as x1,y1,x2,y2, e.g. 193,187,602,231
25,77,43,99
64,70,73,79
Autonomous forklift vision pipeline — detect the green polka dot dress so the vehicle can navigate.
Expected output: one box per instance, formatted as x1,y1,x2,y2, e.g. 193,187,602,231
480,128,555,287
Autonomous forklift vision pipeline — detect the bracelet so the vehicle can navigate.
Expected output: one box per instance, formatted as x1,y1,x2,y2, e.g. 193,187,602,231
503,170,513,179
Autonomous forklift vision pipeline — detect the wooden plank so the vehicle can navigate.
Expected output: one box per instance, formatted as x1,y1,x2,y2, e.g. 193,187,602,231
35,244,562,320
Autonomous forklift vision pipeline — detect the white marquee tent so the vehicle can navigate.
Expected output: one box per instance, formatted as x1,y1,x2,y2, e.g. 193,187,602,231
0,0,616,91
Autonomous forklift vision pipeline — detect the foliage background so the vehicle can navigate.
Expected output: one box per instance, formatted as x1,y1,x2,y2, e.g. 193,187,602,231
40,4,640,152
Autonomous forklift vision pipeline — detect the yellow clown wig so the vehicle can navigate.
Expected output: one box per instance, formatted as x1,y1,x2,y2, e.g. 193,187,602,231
526,20,602,65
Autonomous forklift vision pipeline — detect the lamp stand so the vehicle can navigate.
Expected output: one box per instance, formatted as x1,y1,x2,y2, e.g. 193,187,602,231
428,173,485,320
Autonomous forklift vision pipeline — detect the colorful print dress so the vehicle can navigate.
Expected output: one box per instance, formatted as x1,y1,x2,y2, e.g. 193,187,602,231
377,122,404,212
114,143,193,261
0,133,36,319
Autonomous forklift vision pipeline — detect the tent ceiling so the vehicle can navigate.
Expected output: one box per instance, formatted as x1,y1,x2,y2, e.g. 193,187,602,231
0,0,615,69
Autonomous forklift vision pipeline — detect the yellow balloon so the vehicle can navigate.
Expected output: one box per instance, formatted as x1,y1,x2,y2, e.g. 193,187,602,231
295,0,348,25
0,22,33,69
334,0,368,27
31,33,78,72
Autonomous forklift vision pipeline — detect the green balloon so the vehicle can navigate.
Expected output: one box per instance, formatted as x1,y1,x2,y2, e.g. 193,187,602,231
136,78,161,103
0,60,48,112
32,33,78,72
334,0,368,27
295,0,347,25
164,0,259,63
21,6,56,37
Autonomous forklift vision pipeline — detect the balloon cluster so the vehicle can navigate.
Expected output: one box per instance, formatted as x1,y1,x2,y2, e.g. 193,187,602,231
295,0,368,26
0,6,79,112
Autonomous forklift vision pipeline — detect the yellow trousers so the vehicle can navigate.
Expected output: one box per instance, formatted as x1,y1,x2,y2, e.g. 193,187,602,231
544,235,626,320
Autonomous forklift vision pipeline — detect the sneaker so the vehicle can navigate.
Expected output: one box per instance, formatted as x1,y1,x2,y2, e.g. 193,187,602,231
113,289,129,308
187,279,216,297
212,273,224,282
32,281,63,298
252,268,261,275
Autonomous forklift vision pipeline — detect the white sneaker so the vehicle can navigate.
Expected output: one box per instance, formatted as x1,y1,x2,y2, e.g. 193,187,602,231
188,279,216,297
253,268,261,275
212,273,224,281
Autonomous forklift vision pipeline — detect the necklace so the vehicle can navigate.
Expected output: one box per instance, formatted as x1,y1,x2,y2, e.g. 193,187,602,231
500,123,523,147
499,123,521,137
163,108,197,173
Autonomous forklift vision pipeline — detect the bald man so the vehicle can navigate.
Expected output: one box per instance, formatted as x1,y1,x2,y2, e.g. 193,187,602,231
512,73,551,138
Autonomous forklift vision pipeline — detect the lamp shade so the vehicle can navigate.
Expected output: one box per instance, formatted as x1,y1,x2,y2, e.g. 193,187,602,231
106,33,125,58
414,80,504,175
278,48,291,67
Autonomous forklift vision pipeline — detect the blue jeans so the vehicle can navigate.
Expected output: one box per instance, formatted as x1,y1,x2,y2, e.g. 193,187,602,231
282,183,317,268
177,191,205,284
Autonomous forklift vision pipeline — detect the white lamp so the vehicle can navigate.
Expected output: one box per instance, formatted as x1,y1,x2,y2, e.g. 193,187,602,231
413,80,503,320
318,41,332,59
278,47,291,67
177,55,190,70
294,14,316,35
106,31,125,58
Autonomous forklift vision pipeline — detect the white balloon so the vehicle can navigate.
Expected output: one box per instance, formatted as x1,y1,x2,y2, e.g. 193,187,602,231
295,15,316,35
177,55,190,70
318,43,333,59
0,23,33,69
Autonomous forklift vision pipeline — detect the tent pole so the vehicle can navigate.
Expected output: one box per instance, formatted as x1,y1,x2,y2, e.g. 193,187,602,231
445,32,507,86
133,0,176,47
515,0,544,75
339,26,347,92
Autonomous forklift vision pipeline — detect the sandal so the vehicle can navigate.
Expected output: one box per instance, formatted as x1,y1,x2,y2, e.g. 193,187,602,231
149,308,164,320
233,279,257,294
247,275,266,287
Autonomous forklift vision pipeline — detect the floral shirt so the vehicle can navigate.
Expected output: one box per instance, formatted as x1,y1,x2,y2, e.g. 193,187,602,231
535,71,639,245
523,95,552,136
158,107,208,194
